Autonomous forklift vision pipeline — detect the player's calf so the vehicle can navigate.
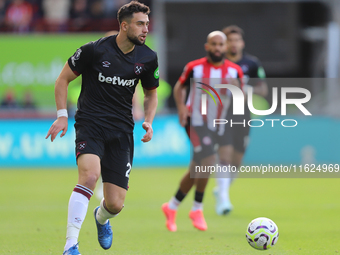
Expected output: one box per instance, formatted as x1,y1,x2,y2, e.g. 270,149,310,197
94,199,122,250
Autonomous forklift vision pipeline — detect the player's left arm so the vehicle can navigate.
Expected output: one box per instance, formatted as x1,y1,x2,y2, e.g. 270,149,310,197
253,82,268,97
141,88,158,143
252,65,268,97
132,85,144,121
140,53,159,143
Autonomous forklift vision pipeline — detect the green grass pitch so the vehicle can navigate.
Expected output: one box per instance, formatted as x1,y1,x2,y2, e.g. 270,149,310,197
0,168,339,254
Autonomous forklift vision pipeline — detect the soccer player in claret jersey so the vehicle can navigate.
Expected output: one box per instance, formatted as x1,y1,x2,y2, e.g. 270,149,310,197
45,1,159,254
162,31,243,232
213,25,268,215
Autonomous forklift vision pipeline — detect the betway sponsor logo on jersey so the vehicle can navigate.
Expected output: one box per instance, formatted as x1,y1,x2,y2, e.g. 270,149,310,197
98,72,136,87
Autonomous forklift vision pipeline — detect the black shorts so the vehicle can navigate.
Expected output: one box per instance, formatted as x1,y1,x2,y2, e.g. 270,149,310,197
75,122,134,190
186,119,217,163
217,106,250,153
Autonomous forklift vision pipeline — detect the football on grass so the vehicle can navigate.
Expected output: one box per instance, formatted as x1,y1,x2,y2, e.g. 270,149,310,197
246,217,279,250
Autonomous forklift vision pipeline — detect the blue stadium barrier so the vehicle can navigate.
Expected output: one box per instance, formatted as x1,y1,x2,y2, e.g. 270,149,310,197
0,115,190,168
243,116,340,165
0,115,338,168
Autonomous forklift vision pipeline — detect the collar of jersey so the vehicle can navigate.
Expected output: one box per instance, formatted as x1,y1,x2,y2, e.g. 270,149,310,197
112,35,136,56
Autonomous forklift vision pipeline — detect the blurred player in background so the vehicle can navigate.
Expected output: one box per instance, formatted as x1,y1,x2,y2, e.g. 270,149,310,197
46,1,159,254
213,25,268,215
162,31,243,232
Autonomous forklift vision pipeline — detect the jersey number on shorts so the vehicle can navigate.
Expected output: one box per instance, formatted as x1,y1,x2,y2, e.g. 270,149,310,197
125,162,131,178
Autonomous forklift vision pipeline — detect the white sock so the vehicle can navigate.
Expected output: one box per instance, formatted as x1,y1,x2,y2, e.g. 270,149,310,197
64,184,93,251
95,198,120,225
215,164,232,203
216,178,230,202
95,177,104,200
168,197,181,210
191,201,203,211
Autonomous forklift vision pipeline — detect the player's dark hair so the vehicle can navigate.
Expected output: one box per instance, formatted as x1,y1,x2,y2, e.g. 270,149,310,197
222,25,244,39
117,1,150,24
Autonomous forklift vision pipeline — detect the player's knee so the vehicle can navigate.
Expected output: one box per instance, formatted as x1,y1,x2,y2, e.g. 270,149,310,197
202,154,216,166
105,200,124,214
79,172,100,190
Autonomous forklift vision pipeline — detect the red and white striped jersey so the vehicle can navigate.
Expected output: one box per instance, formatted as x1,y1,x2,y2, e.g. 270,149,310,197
178,57,244,130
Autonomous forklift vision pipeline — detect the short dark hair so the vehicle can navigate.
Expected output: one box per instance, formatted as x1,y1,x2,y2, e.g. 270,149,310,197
222,25,244,39
117,1,150,24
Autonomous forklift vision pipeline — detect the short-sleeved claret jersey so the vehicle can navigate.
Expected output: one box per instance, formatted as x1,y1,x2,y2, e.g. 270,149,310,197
68,35,159,133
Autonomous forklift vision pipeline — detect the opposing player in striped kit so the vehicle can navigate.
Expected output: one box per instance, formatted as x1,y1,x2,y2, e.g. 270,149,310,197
162,31,243,231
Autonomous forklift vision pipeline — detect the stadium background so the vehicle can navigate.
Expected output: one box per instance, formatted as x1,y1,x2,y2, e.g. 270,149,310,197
1,0,340,254
1,0,340,167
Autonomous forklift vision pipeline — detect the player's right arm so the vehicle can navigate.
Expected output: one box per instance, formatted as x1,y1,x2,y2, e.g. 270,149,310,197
46,42,94,142
173,80,188,127
174,63,193,127
45,63,78,142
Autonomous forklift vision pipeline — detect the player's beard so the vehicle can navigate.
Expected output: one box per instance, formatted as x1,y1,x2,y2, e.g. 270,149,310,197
127,32,145,46
208,51,224,63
